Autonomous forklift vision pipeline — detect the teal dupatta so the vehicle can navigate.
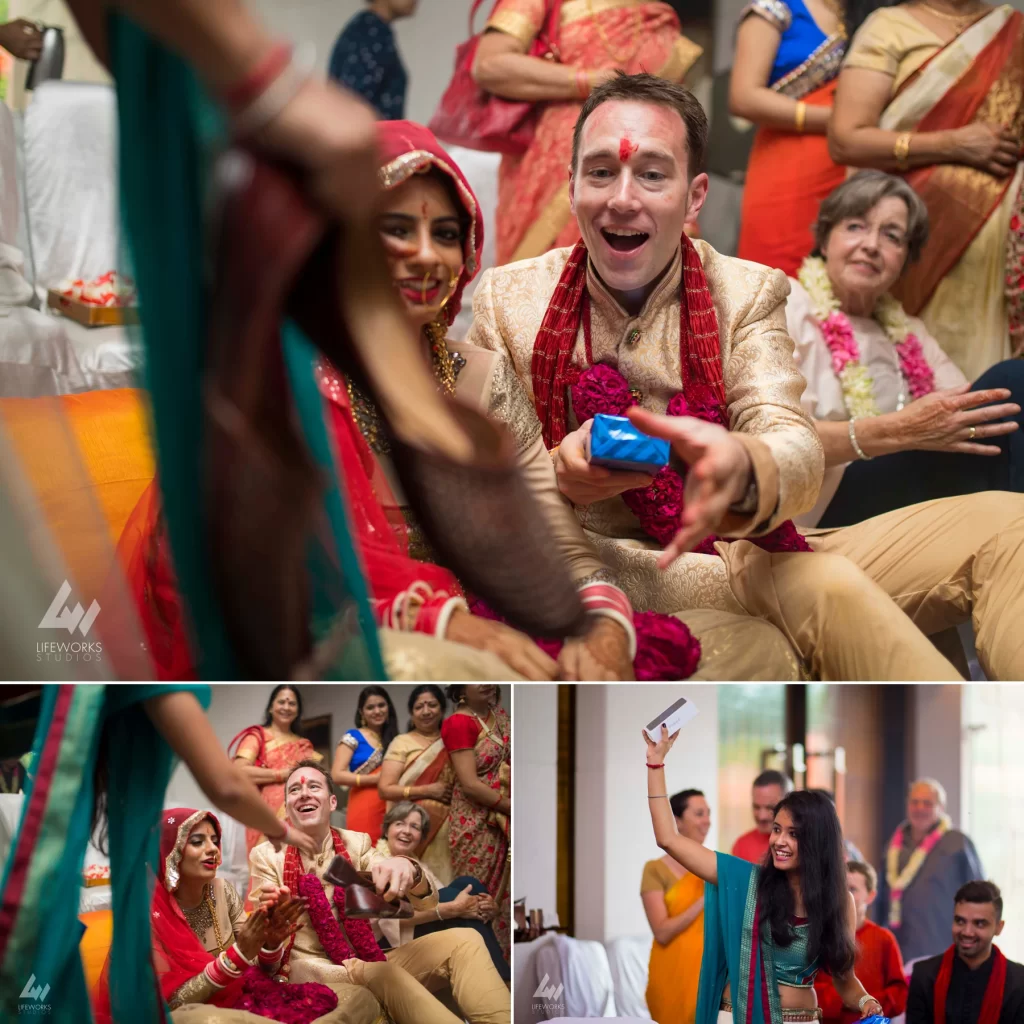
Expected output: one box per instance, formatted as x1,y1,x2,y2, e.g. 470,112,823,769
109,15,384,680
697,852,784,1024
0,684,209,1022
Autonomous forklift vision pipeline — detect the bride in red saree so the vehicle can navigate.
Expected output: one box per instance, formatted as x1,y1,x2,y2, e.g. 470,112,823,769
830,0,1024,380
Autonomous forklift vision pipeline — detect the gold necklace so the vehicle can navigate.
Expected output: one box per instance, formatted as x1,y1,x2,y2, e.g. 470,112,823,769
207,885,228,953
920,1,984,23
587,0,643,67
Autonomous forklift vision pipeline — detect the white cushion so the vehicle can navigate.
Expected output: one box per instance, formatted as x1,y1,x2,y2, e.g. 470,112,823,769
605,936,652,1019
0,305,85,395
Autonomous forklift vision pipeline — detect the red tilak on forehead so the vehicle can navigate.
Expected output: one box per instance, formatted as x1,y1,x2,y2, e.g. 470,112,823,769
298,775,308,786
619,137,638,162
421,201,429,217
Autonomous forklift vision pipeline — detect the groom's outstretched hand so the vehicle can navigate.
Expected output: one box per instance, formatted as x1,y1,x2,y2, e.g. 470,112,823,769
627,407,753,567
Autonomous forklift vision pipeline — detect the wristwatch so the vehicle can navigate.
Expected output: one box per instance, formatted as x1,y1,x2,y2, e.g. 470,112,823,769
727,473,759,516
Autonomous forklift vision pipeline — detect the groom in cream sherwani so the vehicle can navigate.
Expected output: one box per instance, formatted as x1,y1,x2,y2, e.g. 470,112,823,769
248,759,509,1024
467,71,1024,681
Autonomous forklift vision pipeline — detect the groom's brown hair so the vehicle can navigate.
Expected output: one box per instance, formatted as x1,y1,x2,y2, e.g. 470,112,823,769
571,72,709,178
287,757,338,800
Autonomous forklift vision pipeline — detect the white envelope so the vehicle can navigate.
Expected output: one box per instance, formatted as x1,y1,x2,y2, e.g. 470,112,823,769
643,696,699,741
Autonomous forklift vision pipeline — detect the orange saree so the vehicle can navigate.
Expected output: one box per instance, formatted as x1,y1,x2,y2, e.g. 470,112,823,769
228,726,319,854
491,0,702,265
736,0,848,275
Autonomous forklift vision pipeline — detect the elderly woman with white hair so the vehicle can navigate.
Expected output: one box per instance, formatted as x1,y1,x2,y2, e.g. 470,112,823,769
884,777,984,965
787,170,1023,528
374,801,509,981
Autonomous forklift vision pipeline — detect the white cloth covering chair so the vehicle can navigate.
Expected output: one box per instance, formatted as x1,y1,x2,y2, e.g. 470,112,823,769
0,97,85,395
21,81,141,391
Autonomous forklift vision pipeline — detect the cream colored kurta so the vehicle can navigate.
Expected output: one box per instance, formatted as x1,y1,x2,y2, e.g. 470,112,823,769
785,277,969,525
466,241,825,616
248,830,438,985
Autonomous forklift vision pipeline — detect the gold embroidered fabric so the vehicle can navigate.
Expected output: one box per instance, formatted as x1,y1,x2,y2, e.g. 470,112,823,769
740,0,792,32
772,34,847,99
485,351,544,453
168,972,219,1011
844,7,943,89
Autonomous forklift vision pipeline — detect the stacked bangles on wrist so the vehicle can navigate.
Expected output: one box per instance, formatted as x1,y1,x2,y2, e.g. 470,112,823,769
220,40,313,139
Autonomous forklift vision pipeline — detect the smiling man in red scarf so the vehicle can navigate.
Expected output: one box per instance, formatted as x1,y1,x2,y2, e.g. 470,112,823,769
467,70,1024,681
248,759,509,1024
906,881,1024,1024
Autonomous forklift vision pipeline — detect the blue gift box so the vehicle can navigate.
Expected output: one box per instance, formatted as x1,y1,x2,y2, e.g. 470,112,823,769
586,413,670,475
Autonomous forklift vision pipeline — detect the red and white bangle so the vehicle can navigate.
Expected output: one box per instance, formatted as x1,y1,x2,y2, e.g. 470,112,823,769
419,595,467,639
223,42,292,111
258,942,285,969
223,41,316,139
579,583,637,659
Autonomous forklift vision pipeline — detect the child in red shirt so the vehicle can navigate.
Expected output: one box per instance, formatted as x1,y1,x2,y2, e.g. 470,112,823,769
815,861,908,1024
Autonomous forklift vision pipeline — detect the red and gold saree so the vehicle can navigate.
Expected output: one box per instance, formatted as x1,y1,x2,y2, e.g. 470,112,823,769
489,0,702,264
441,706,511,959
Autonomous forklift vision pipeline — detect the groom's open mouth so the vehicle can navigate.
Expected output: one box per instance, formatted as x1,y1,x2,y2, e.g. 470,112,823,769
600,228,649,254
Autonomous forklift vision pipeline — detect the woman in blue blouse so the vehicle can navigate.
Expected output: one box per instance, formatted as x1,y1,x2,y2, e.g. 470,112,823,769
331,685,399,843
730,0,850,275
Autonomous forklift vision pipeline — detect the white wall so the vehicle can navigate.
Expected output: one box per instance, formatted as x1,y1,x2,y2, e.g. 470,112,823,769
247,0,474,125
165,682,423,808
575,684,719,943
911,684,962,827
513,683,559,923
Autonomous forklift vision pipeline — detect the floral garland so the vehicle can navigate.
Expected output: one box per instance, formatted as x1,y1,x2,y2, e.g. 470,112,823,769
278,832,386,973
297,872,386,964
885,814,951,928
797,256,935,418
234,967,339,1024
570,363,810,556
468,596,702,680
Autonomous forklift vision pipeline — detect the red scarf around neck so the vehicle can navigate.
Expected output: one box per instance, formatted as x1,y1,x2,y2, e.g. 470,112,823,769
934,944,1007,1024
531,234,724,449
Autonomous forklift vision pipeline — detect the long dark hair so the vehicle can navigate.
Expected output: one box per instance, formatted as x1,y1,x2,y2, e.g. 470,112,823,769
407,684,447,733
355,686,399,750
755,790,856,976
262,684,305,737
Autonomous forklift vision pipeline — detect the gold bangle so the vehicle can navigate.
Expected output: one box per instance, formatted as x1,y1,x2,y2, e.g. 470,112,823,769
354,775,361,788
894,131,912,170
794,101,806,133
403,786,412,799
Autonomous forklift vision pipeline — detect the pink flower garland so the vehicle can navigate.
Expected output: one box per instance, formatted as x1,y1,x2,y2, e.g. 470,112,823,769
819,310,935,404
234,967,338,1024
297,872,386,965
469,597,702,680
570,364,811,556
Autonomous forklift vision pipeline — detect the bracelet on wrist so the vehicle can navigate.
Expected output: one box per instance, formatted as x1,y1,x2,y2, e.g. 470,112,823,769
222,42,292,111
646,762,666,769
848,417,873,461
